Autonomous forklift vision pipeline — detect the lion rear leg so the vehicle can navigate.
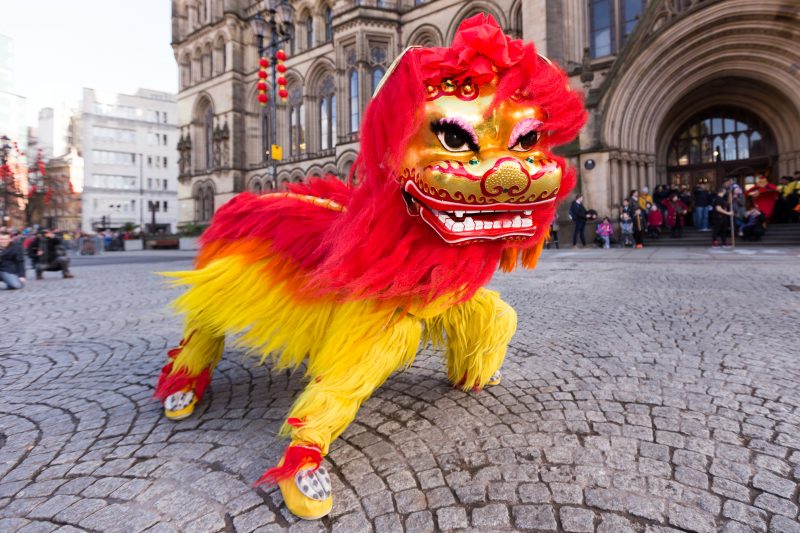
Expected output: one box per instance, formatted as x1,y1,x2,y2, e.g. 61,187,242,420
155,323,225,420
428,288,517,391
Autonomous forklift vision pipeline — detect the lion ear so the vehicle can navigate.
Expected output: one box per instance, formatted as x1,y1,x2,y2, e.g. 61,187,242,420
372,46,422,98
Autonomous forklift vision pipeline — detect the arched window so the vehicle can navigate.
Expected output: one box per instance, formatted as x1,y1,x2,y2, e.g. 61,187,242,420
288,87,305,157
306,16,314,49
371,67,385,95
195,183,215,222
349,70,359,133
261,111,270,162
204,107,214,170
253,181,263,194
324,7,333,42
180,56,192,88
589,0,645,58
319,75,336,150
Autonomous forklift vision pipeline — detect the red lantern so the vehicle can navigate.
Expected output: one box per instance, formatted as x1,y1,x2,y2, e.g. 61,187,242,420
279,89,289,99
257,82,267,91
276,63,287,74
258,93,268,104
258,70,268,79
277,76,287,86
259,57,269,68
276,50,287,61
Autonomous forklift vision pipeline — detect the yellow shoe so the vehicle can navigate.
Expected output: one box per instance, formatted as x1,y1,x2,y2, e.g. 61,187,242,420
163,387,197,420
486,370,502,386
278,465,333,520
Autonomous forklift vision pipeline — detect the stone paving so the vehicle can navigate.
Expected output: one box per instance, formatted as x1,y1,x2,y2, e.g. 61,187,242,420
1,248,800,532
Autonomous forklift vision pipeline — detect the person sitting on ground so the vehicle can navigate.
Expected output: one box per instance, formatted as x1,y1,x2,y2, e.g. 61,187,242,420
620,212,634,247
0,230,26,290
596,217,613,249
740,207,766,241
633,207,647,248
647,203,662,239
28,229,74,280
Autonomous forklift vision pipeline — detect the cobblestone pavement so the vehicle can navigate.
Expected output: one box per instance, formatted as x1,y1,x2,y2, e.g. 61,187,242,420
2,248,799,533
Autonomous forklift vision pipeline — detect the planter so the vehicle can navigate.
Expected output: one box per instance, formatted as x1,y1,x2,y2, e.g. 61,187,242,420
123,239,144,251
179,236,200,250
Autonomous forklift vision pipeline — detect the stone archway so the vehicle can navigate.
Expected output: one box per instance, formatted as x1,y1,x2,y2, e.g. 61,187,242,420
591,0,800,213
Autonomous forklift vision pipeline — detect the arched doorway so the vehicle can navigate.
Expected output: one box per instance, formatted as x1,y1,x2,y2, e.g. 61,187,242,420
665,106,776,192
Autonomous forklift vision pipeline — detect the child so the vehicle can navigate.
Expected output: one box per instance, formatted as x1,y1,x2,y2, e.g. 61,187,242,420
596,217,613,248
633,207,646,248
545,214,559,249
647,203,662,239
620,212,634,247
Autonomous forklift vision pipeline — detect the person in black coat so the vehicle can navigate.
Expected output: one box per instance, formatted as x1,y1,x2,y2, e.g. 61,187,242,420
0,231,26,289
28,229,74,280
569,195,588,247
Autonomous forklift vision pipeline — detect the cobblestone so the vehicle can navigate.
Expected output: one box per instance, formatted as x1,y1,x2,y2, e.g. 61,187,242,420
1,249,799,531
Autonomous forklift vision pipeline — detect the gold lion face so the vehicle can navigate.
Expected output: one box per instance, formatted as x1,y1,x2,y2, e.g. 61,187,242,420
400,81,562,244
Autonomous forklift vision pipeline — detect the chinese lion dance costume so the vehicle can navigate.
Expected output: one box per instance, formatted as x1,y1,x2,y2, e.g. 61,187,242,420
155,14,585,520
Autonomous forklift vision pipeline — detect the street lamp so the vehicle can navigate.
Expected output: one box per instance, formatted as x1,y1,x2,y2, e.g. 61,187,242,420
0,135,12,225
249,0,295,188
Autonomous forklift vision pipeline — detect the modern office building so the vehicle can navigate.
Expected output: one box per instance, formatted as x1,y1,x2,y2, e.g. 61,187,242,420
77,88,179,232
171,0,800,224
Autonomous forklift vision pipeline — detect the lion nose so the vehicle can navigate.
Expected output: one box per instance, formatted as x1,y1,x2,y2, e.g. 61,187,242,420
481,158,531,197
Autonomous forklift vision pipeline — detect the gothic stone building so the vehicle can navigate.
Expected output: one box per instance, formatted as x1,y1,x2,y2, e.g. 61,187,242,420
172,0,800,226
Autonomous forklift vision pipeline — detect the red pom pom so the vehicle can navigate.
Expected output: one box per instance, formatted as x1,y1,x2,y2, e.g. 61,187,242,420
276,50,287,61
276,64,287,73
258,70,268,79
258,94,268,104
279,89,289,99
259,57,269,67
277,76,287,86
257,82,267,91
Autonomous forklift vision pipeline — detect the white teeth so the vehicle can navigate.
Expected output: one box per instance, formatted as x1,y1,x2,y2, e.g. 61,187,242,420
522,218,533,227
523,210,532,215
452,222,465,232
445,219,454,229
502,220,512,228
464,217,475,231
438,214,448,223
454,210,464,218
493,221,502,229
474,220,483,230
512,216,522,228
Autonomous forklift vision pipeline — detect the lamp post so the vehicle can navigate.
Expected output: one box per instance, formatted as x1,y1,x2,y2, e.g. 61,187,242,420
249,0,295,189
0,135,12,225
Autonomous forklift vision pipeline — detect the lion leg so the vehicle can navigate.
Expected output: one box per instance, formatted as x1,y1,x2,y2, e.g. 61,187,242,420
428,287,517,391
154,320,225,420
257,313,422,520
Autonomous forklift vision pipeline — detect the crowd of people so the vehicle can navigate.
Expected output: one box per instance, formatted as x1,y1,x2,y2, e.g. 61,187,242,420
0,227,76,290
561,171,800,249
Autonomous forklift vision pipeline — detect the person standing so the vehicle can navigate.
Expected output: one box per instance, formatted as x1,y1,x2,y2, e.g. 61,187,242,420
647,203,663,239
711,187,733,246
633,207,647,248
569,195,588,248
662,193,688,238
638,187,653,211
693,182,711,230
0,231,26,290
28,229,74,280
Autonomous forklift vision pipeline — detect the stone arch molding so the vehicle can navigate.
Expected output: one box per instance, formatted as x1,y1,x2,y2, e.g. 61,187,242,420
445,1,507,44
600,0,800,160
406,24,443,48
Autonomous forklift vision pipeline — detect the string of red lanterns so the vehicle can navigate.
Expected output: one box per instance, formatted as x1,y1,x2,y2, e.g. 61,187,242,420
276,50,288,102
257,56,269,106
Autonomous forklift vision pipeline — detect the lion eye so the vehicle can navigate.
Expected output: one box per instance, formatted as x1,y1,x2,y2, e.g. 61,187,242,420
510,130,538,152
431,120,479,152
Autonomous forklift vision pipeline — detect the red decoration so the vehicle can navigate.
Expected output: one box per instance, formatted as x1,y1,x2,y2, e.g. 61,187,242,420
277,76,287,86
276,64,287,74
257,82,267,91
278,89,289,99
276,50,287,61
258,70,268,79
259,57,269,67
258,94,268,104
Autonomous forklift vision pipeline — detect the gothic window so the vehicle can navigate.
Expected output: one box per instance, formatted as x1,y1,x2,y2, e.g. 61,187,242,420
349,69,359,133
289,87,305,157
306,16,314,49
371,67,385,95
261,111,270,162
589,0,647,58
253,181,263,194
324,7,333,42
621,0,645,44
319,75,336,150
204,107,214,170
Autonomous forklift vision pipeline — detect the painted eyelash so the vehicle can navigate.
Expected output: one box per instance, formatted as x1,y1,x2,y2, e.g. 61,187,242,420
432,117,479,147
508,118,544,147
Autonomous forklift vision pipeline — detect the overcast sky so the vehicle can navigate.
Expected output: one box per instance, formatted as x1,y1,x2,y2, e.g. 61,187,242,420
1,0,177,126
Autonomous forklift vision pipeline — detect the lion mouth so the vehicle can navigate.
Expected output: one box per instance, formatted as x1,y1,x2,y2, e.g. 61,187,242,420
403,182,548,244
